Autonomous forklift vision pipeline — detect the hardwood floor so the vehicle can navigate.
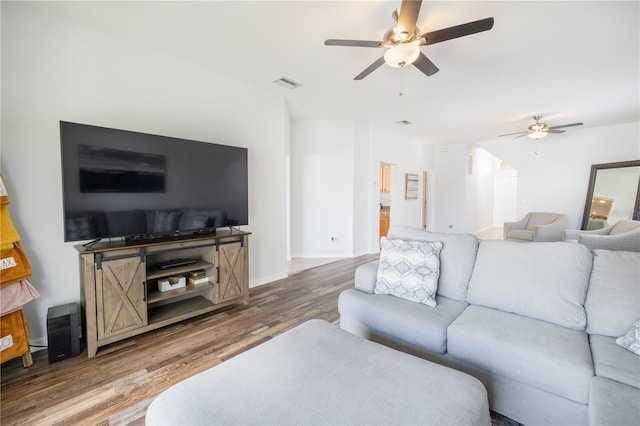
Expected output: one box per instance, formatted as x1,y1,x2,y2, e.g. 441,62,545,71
0,254,379,426
288,257,343,275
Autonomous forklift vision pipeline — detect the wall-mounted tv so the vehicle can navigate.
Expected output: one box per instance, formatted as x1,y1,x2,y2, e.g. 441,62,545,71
60,121,248,243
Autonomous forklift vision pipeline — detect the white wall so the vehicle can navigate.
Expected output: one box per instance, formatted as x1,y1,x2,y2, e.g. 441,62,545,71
352,122,370,256
290,120,355,257
432,144,467,232
1,3,288,343
464,148,499,233
492,165,518,226
480,122,640,229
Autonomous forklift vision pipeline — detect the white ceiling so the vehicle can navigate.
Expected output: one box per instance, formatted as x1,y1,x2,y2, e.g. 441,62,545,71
28,1,640,145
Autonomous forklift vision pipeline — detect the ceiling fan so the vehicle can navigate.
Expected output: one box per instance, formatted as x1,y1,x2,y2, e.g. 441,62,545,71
324,0,494,80
499,115,584,140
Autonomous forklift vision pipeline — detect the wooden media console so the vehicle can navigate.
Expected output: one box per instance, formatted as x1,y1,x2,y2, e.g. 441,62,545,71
76,229,250,358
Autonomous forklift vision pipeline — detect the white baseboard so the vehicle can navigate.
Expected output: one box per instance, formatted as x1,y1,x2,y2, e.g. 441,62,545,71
249,272,288,288
29,336,48,353
290,253,355,259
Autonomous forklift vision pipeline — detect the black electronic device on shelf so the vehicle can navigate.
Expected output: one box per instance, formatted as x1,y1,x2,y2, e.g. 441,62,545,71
158,258,198,270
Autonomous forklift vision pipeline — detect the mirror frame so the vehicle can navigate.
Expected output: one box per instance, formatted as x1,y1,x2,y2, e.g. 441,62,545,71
581,160,640,230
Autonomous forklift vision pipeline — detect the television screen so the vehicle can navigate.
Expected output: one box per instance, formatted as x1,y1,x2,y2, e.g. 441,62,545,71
60,121,248,242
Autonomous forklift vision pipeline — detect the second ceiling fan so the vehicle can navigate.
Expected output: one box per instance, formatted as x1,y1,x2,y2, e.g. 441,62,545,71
324,0,494,80
499,116,584,139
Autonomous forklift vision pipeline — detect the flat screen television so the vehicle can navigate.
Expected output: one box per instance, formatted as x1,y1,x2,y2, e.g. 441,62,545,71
60,121,248,243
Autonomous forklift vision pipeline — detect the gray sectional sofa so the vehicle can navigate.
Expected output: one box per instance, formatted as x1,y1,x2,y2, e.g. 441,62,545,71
339,226,640,426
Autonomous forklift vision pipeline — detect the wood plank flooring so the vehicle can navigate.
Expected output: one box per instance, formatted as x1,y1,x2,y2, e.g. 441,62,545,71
0,254,378,426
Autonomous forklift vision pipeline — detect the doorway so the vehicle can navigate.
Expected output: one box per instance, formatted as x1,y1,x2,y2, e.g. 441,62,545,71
379,163,391,239
422,170,429,229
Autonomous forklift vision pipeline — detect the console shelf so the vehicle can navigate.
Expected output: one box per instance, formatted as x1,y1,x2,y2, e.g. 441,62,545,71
76,230,250,358
146,260,214,280
147,282,215,304
148,295,215,325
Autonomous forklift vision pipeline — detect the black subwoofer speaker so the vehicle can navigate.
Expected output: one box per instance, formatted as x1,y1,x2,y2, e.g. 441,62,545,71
47,302,80,363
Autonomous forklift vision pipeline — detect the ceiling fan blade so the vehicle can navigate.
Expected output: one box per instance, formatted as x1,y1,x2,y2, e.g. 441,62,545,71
421,17,495,46
324,39,383,48
413,52,439,76
498,131,528,137
546,129,565,134
514,133,530,139
397,0,422,36
547,122,584,130
354,57,386,80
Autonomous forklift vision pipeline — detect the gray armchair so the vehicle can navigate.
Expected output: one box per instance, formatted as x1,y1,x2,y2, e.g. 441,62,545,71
504,212,567,242
564,220,640,251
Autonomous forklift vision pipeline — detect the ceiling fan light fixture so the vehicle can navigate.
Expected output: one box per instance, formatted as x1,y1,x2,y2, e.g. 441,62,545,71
528,129,548,139
527,121,548,139
384,43,420,67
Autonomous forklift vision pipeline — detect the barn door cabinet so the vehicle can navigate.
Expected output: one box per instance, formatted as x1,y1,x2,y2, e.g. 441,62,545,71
77,230,249,358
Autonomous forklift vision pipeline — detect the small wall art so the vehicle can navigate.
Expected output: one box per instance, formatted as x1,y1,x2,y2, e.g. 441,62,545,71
405,173,419,200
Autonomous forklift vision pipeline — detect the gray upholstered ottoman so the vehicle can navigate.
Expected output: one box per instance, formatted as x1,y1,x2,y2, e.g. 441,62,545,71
146,319,489,425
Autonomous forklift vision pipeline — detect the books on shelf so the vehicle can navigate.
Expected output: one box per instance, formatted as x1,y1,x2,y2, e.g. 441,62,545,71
188,268,206,278
188,276,209,285
187,269,208,285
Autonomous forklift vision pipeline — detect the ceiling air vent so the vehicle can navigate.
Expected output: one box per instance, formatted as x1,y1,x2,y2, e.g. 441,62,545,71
274,77,301,90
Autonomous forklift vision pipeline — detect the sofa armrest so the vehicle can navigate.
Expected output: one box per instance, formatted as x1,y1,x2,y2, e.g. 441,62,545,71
582,227,614,236
564,229,581,241
354,260,379,294
579,228,640,251
565,226,614,242
503,215,529,238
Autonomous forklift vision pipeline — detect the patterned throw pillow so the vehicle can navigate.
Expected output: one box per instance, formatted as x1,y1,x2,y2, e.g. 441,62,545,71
616,317,640,356
374,237,443,307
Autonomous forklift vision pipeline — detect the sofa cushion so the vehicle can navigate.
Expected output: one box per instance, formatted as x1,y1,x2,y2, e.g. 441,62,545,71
466,241,592,330
386,226,478,301
585,250,640,336
374,237,442,307
338,289,468,355
616,317,640,355
589,376,640,426
590,334,640,388
448,305,594,404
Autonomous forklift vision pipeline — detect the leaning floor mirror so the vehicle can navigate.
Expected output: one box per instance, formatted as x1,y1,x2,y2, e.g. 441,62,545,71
581,160,640,230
